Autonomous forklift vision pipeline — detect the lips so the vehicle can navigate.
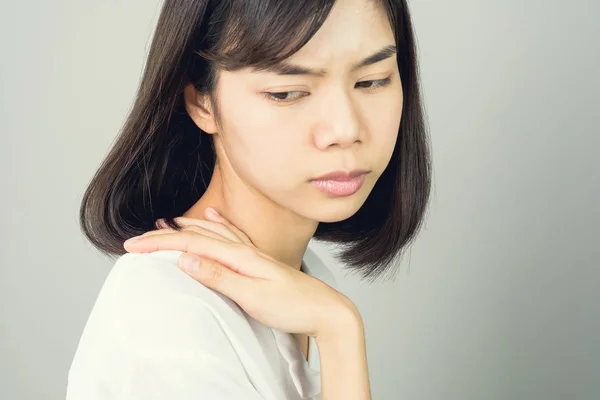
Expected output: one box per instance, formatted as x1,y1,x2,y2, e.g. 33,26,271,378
310,174,366,196
308,169,370,197
310,169,370,181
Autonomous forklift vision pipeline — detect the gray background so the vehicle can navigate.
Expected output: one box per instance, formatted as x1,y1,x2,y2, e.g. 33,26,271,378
1,0,598,399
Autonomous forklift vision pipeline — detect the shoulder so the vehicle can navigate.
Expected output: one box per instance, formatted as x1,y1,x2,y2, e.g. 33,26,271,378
68,250,261,394
100,250,246,361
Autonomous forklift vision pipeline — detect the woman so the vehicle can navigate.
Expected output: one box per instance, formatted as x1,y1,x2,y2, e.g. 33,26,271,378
67,0,430,398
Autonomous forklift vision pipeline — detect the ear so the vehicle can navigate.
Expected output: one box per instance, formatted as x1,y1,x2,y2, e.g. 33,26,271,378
183,83,218,134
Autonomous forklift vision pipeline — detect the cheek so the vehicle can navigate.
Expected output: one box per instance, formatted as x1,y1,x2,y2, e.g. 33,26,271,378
367,93,403,156
219,97,306,186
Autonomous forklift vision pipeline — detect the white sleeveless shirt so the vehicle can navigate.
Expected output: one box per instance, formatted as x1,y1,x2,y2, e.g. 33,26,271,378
66,245,339,400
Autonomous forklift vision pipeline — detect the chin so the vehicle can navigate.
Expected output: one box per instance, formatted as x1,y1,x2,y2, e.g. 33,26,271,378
312,197,367,223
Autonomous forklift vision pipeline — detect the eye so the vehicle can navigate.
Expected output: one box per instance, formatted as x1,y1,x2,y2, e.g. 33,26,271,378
263,76,392,104
355,77,392,91
263,91,307,103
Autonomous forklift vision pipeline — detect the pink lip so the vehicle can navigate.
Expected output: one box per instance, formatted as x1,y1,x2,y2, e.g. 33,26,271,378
310,169,370,181
309,171,368,197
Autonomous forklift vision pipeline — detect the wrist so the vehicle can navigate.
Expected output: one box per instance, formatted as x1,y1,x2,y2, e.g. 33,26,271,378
314,300,364,344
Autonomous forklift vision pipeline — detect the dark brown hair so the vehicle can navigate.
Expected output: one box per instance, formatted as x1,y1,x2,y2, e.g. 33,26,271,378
80,0,432,284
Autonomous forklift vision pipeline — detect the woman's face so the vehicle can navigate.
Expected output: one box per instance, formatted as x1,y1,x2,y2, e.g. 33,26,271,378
198,0,402,223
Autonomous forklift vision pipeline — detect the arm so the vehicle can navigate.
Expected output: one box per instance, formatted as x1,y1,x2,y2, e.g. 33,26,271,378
315,306,372,400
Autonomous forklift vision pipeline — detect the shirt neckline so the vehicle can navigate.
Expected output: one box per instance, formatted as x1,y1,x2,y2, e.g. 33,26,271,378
269,253,329,398
138,246,333,398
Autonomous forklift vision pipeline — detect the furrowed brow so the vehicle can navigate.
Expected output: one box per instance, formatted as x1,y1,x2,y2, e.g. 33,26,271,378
253,44,397,77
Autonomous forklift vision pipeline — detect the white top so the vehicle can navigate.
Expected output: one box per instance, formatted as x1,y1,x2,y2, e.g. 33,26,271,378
66,245,339,400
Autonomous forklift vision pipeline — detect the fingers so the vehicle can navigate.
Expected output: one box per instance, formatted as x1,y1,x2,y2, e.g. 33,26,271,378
177,216,248,244
156,219,242,244
156,213,251,246
124,231,267,278
202,208,255,247
178,253,251,304
153,209,254,247
136,224,229,243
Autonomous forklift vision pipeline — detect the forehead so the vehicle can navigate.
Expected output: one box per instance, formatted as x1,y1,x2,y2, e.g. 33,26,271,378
216,0,395,85
287,0,394,66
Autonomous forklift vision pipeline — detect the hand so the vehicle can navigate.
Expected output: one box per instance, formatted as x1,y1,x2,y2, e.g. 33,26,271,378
123,208,358,339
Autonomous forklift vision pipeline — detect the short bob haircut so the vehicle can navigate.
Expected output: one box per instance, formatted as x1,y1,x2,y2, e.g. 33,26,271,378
80,0,432,284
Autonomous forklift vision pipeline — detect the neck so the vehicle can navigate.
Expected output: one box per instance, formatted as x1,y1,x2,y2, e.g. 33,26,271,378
182,161,318,270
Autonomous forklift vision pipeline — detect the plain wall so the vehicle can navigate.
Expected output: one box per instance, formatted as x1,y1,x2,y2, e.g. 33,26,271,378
1,0,598,399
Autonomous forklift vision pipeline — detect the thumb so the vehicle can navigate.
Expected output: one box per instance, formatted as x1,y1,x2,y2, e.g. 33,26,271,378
178,253,247,300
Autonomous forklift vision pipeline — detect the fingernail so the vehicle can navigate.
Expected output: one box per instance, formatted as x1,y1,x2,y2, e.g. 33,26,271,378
180,253,200,273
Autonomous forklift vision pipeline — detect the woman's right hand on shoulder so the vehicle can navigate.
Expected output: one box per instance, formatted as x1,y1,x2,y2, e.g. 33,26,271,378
122,209,360,340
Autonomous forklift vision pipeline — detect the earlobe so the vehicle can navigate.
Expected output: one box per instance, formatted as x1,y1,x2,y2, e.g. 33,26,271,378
183,83,218,134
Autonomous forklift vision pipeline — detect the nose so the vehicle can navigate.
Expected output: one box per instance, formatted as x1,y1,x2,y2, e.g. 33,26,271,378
313,87,361,150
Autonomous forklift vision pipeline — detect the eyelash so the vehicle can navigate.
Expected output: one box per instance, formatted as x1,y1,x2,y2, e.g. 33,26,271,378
263,77,392,103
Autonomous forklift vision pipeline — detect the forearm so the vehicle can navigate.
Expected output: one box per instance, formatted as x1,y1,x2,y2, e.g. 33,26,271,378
315,309,371,400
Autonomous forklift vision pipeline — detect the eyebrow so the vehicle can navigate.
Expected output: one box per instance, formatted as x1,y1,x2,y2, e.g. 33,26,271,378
254,44,397,77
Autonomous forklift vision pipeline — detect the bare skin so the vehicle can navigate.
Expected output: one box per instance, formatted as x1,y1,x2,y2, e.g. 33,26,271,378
126,209,357,334
127,0,399,396
126,211,371,399
293,332,310,361
181,0,401,354
181,0,402,272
